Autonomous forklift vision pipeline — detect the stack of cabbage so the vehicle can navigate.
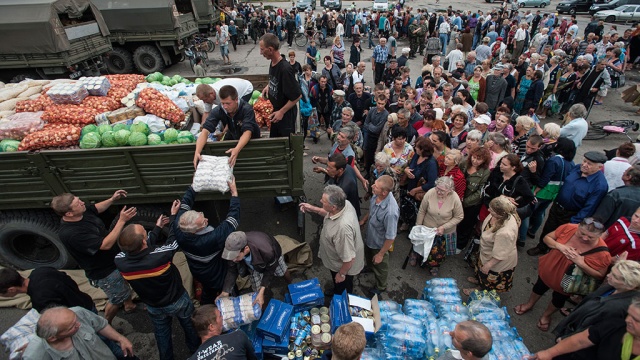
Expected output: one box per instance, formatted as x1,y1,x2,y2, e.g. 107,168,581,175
144,72,222,86
79,122,195,149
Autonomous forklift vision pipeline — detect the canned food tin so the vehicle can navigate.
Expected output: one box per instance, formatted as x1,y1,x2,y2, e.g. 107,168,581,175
295,349,303,360
319,307,329,315
311,325,321,335
288,343,296,352
310,308,320,316
304,357,311,360
321,333,332,345
288,352,295,360
320,314,330,324
320,323,331,333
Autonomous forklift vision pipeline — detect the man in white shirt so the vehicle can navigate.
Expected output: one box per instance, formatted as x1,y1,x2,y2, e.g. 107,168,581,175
446,43,464,73
514,23,527,58
560,103,589,148
352,62,366,86
438,17,451,56
475,37,492,62
195,78,254,118
603,143,635,191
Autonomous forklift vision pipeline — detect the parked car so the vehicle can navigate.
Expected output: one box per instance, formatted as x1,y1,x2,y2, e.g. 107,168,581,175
373,0,388,11
297,0,316,10
594,4,640,21
324,0,342,10
590,0,640,14
557,0,594,14
518,0,550,7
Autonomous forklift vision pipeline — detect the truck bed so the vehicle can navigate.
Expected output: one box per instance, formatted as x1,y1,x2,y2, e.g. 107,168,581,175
0,136,304,211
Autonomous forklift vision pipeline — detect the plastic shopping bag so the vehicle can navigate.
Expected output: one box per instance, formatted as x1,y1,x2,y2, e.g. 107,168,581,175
408,225,437,264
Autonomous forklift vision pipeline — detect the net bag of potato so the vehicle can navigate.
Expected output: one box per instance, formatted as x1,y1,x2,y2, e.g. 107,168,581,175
192,155,232,193
136,88,185,124
215,292,262,332
18,124,81,151
252,97,273,128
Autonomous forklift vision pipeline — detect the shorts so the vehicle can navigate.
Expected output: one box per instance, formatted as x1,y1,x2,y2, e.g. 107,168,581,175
89,269,132,305
249,256,288,291
220,45,229,57
598,88,607,97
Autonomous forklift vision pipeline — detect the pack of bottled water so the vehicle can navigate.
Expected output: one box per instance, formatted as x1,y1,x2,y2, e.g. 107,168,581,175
215,292,262,332
376,312,428,359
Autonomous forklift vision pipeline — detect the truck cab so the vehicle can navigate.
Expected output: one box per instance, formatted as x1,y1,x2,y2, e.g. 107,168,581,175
0,0,112,83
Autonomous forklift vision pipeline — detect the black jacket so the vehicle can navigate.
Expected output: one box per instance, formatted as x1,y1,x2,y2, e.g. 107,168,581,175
483,168,535,209
204,99,260,141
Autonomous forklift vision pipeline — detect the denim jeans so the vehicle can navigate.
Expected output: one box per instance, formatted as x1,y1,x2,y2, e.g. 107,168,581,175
146,291,200,360
472,33,479,49
368,31,375,49
439,33,448,55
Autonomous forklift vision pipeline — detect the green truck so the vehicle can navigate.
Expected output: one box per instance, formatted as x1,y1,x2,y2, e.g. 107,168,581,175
193,0,216,33
0,0,113,83
0,135,305,270
94,0,201,75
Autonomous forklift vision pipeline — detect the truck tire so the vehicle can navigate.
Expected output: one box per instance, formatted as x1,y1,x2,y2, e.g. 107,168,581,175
0,211,76,270
106,48,134,74
133,45,165,75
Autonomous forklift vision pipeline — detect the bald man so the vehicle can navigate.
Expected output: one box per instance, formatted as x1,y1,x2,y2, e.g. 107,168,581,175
438,320,493,360
358,175,399,297
22,306,133,360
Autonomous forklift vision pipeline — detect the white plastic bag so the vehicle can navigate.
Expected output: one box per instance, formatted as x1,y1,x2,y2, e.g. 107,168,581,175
192,155,232,193
408,225,437,264
215,292,262,332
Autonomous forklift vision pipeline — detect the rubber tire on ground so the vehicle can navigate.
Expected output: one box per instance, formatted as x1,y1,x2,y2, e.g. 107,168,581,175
106,47,134,74
109,206,170,239
519,3,525,7
584,128,607,140
569,8,576,15
541,2,548,7
295,33,308,47
206,40,215,53
132,45,165,75
0,211,76,270
606,15,615,22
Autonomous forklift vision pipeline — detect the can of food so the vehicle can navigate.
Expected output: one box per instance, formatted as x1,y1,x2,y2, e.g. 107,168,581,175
320,323,331,333
311,349,319,358
319,307,329,315
311,325,321,335
320,314,330,324
303,345,313,357
321,333,332,346
302,310,311,322
310,308,320,316
288,352,295,360
288,343,296,352
295,349,303,360
311,325,322,347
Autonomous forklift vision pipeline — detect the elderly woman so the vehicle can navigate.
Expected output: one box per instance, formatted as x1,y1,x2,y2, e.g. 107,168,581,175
464,195,520,295
553,260,640,341
487,112,514,141
410,176,464,274
383,126,415,176
482,154,535,222
462,129,484,158
481,59,492,77
467,65,486,102
457,147,492,250
366,151,400,203
400,137,439,230
484,132,510,170
440,149,466,202
376,113,398,153
511,115,536,156
539,122,562,160
514,218,612,332
448,112,468,150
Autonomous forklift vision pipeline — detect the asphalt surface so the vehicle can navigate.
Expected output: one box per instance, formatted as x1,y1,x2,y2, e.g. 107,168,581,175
1,1,640,359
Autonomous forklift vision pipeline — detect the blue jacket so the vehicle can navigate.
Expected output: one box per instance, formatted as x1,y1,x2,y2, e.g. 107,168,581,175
173,187,240,290
555,166,608,223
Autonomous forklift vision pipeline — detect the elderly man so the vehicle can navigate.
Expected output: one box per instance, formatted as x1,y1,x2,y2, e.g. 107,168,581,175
358,175,399,296
313,152,362,217
347,82,372,126
560,103,589,148
593,165,640,228
330,90,351,128
437,321,493,360
217,231,292,307
371,37,388,84
300,185,365,294
195,79,254,119
397,47,410,67
475,37,491,62
51,190,136,324
115,203,200,360
483,65,507,113
405,99,423,127
472,114,491,143
464,51,479,78
328,107,363,147
22,306,133,360
194,85,261,168
363,94,390,175
173,178,240,304
527,151,609,256
189,305,256,360
514,23,528,58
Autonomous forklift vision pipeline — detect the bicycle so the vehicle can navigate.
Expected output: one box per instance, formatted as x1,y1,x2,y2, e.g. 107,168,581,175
584,119,640,141
193,34,215,53
184,44,209,72
294,30,327,48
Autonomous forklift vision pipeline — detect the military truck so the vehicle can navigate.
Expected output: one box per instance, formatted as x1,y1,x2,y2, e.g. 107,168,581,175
193,0,215,33
0,74,305,271
94,0,200,75
0,0,113,83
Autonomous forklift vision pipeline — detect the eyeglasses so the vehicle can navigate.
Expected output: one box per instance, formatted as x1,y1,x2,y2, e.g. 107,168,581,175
582,218,604,230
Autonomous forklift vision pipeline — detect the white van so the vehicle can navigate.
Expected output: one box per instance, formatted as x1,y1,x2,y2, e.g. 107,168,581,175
373,0,389,11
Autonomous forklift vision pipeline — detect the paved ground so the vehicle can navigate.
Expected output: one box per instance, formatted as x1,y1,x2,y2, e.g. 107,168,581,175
1,2,640,359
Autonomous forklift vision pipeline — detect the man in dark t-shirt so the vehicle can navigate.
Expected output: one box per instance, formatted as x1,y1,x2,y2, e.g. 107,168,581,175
190,304,257,360
52,190,137,323
259,33,302,138
0,267,94,313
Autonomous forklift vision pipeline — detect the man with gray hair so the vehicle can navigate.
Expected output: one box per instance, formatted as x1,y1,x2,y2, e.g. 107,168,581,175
437,320,492,360
475,37,491,62
300,185,365,294
560,103,589,148
22,306,133,360
173,178,240,305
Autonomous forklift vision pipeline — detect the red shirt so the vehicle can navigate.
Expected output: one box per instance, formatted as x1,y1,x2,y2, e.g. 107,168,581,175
604,218,640,261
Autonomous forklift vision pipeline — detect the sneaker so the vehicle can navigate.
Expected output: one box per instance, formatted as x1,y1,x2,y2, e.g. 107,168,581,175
526,247,544,256
527,230,536,239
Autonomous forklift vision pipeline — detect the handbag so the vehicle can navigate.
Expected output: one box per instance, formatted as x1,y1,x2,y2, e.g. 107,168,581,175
560,246,608,295
536,156,564,201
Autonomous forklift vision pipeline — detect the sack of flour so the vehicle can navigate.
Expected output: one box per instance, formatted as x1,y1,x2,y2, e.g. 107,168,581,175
192,155,232,193
215,292,262,332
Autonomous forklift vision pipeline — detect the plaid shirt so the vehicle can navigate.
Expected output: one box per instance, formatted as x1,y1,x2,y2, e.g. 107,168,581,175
372,44,388,64
331,100,351,126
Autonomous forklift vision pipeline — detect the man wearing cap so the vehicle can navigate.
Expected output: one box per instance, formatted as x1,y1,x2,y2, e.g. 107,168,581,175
330,90,351,128
217,231,292,307
475,37,491,62
472,114,491,143
483,65,507,114
299,185,365,294
449,73,465,97
527,151,609,256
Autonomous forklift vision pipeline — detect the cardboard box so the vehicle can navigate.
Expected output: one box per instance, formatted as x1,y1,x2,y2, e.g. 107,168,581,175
330,291,381,339
261,336,288,355
287,278,324,311
257,299,293,343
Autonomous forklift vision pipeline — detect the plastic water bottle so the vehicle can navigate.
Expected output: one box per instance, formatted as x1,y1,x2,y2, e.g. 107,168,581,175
426,278,458,287
429,294,462,304
378,300,402,313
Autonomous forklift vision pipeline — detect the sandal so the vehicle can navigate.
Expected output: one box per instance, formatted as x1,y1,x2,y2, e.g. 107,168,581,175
467,276,480,285
559,307,574,317
462,288,478,296
513,304,533,316
537,317,551,332
429,267,439,276
409,252,418,267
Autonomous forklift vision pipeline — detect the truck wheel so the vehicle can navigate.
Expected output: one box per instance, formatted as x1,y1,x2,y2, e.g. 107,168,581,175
0,211,76,270
133,45,165,75
109,206,170,239
106,48,134,74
